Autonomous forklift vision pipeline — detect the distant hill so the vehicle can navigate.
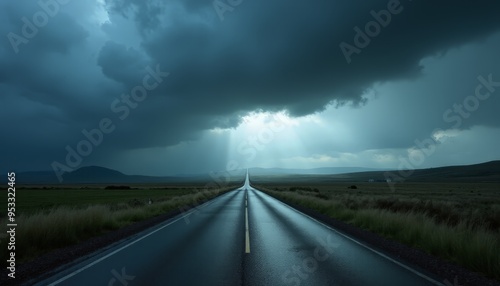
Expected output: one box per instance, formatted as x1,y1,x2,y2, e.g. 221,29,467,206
249,161,500,183
64,166,128,183
394,160,500,182
5,161,500,185
250,161,500,184
9,166,187,185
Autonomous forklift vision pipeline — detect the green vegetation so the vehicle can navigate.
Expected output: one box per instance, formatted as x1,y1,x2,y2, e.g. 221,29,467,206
258,182,500,280
2,186,205,215
0,185,236,265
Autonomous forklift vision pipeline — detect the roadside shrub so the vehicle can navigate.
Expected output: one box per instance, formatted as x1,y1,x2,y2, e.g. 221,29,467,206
105,185,131,190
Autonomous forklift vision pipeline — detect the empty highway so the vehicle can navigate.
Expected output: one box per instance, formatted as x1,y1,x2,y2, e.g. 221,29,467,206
34,173,445,285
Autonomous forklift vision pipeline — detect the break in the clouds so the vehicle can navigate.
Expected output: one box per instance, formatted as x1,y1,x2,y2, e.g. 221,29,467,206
1,0,500,177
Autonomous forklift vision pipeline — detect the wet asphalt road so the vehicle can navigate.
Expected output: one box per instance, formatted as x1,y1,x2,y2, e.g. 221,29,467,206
35,174,445,286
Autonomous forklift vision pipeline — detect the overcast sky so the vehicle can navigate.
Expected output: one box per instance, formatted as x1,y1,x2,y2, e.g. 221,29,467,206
1,0,500,177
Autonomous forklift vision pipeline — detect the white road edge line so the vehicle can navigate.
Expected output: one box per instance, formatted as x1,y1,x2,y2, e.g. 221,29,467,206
46,194,223,285
252,187,445,286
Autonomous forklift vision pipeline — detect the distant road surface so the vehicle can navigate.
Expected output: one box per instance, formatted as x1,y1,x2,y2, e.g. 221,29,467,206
35,173,445,285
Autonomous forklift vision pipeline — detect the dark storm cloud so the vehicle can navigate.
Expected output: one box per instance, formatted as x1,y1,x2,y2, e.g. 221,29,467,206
106,0,500,116
97,0,500,150
1,0,500,173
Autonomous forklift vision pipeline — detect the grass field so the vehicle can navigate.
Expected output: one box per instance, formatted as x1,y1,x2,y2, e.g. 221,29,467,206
0,184,238,265
255,182,500,281
2,186,206,215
